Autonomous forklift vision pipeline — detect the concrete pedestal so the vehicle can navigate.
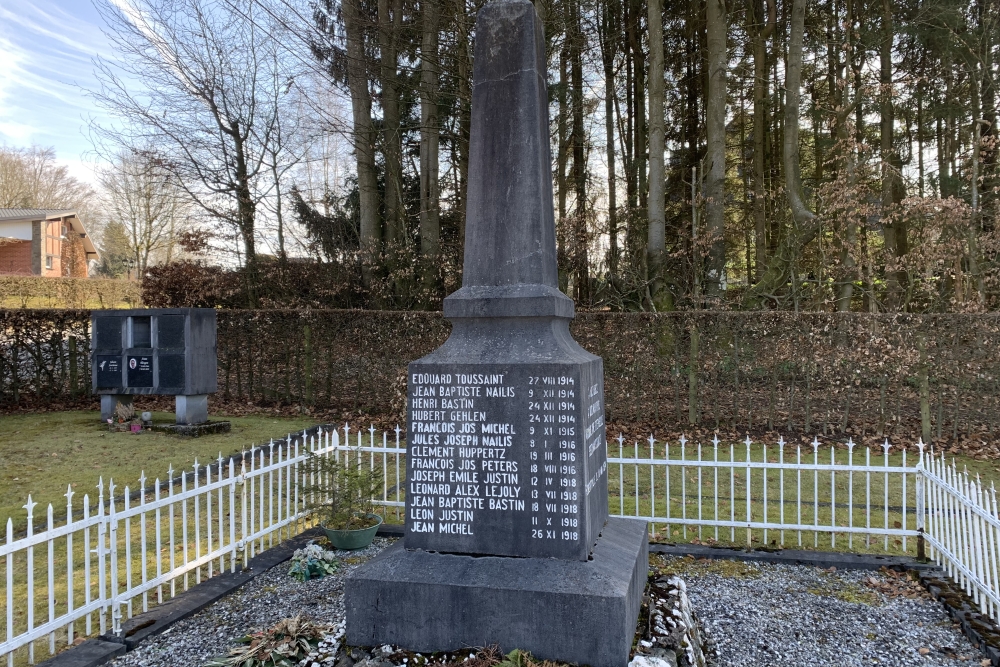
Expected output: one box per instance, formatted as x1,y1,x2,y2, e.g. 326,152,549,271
175,394,208,425
345,517,648,667
100,394,133,422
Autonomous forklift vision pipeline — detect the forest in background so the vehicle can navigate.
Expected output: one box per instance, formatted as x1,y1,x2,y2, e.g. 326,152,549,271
4,0,998,314
301,0,999,313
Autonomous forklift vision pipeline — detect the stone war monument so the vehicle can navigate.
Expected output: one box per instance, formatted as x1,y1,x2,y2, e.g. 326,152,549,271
345,1,648,664
91,308,224,429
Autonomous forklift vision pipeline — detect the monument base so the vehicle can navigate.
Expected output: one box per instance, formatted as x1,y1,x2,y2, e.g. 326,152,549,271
345,517,648,667
175,394,209,424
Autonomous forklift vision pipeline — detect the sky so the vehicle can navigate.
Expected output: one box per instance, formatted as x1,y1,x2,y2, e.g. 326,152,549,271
0,0,127,186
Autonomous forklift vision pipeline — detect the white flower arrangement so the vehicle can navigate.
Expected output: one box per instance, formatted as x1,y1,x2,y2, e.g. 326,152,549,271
288,541,339,582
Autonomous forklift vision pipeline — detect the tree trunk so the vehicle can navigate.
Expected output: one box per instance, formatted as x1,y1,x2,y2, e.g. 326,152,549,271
782,0,814,230
751,0,774,283
568,0,589,303
633,0,647,214
980,0,997,233
419,0,441,302
746,0,816,308
835,0,859,313
879,0,907,310
624,4,636,213
379,0,404,245
647,0,667,309
600,0,619,278
232,130,258,307
704,0,727,300
271,155,286,260
342,0,379,261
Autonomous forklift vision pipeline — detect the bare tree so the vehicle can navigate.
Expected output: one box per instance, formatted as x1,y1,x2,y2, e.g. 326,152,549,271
0,146,96,214
97,148,191,273
92,0,288,303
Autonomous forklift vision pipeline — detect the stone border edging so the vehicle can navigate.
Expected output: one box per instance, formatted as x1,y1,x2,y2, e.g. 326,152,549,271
647,542,935,572
919,570,1000,666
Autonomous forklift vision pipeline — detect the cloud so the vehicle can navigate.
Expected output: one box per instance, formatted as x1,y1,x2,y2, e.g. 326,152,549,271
0,0,125,166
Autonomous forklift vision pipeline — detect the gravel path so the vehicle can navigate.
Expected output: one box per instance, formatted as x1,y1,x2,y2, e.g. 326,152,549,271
658,555,987,667
109,537,394,667
110,542,989,667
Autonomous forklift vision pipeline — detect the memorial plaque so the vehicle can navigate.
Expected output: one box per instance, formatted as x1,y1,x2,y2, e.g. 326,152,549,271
95,355,122,388
126,355,153,387
407,363,607,560
159,354,185,389
158,315,185,349
95,317,122,350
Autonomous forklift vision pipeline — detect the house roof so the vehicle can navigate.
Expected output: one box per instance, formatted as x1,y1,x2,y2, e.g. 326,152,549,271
0,208,99,257
0,208,77,222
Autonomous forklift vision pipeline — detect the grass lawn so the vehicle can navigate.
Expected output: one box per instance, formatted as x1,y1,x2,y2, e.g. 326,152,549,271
0,411,320,530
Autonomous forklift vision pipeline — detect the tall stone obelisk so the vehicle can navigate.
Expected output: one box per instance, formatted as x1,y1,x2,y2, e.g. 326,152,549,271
345,1,647,664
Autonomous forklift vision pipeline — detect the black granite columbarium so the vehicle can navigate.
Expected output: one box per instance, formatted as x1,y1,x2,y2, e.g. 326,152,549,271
91,308,219,425
345,2,647,664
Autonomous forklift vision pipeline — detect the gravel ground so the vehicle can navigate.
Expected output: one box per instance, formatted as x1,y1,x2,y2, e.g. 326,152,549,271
108,537,394,667
109,542,990,667
658,555,988,667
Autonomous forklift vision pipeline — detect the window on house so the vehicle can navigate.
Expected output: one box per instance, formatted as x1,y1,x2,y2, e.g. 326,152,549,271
45,255,53,270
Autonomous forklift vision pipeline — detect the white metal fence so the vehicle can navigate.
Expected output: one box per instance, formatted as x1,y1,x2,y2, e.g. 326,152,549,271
2,425,999,665
920,450,1000,621
1,425,404,667
607,434,923,552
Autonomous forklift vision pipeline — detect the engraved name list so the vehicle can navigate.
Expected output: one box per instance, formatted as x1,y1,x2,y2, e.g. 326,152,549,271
406,365,607,559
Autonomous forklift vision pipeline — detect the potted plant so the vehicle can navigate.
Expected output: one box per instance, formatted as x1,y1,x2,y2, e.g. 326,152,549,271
304,448,384,550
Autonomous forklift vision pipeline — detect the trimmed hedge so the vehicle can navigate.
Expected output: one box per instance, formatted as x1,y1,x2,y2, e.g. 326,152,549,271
0,276,141,309
4,309,1000,449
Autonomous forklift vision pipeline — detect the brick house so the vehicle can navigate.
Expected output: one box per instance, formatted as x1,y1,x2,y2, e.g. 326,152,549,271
0,208,99,277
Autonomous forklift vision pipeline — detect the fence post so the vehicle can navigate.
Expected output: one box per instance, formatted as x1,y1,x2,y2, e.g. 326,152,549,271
229,460,237,573
916,441,926,561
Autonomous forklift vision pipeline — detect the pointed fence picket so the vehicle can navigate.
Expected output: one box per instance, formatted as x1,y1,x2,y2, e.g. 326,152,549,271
3,426,1000,666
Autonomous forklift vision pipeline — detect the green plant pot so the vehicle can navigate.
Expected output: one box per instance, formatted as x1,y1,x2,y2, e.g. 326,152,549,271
321,514,383,550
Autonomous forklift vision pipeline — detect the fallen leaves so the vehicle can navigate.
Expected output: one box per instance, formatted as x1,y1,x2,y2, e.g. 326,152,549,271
863,567,932,600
